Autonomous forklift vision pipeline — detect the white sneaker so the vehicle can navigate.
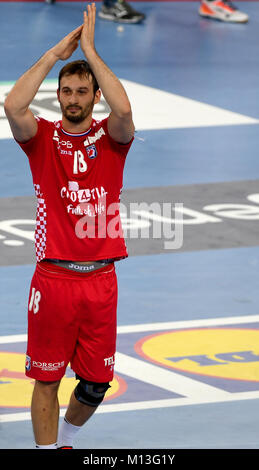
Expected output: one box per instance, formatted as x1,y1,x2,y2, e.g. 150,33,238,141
199,0,249,23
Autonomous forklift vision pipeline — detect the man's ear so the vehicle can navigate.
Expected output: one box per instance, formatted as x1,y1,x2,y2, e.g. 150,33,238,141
94,89,101,105
57,88,60,103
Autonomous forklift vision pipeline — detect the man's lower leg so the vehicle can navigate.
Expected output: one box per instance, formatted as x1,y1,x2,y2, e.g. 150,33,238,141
58,389,98,448
31,379,61,447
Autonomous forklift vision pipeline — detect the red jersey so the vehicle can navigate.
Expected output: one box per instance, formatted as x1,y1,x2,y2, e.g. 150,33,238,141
17,116,133,262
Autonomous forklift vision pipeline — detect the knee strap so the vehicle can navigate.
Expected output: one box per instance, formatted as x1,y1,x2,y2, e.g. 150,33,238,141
74,375,111,407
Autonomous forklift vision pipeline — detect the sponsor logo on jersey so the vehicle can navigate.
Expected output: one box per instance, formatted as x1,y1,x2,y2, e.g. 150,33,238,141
84,127,105,146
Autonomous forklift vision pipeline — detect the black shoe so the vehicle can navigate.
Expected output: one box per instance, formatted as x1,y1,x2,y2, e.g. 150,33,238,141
45,0,56,4
98,0,145,23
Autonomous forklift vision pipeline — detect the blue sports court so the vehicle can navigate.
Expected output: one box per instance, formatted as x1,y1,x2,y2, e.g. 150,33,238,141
1,0,259,450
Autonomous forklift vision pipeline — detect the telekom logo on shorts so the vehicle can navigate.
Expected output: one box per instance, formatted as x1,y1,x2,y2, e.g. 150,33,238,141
104,355,115,370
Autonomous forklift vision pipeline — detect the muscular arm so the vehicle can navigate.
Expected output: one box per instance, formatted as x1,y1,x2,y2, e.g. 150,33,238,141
81,4,135,144
4,25,83,143
4,52,58,143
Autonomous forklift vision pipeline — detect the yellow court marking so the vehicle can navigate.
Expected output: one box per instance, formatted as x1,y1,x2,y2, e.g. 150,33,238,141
136,328,259,382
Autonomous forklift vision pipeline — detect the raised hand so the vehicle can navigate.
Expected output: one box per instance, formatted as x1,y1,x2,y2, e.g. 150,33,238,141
51,25,83,61
80,3,97,56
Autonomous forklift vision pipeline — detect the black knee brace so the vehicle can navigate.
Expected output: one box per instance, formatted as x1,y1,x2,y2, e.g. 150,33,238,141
74,374,111,407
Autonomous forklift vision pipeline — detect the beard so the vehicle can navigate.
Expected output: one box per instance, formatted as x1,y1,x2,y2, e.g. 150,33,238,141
60,100,95,124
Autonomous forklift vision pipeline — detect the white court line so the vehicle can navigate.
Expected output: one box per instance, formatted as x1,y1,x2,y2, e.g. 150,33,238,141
2,391,259,423
116,353,229,399
0,334,27,344
1,314,259,343
117,314,259,334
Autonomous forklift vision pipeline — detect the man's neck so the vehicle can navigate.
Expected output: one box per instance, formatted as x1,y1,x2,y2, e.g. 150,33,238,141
61,115,93,134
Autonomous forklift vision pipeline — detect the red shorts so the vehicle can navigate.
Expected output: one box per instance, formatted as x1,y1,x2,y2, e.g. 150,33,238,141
25,261,118,383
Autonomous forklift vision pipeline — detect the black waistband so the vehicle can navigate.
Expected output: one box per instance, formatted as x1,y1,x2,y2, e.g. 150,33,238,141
43,259,113,273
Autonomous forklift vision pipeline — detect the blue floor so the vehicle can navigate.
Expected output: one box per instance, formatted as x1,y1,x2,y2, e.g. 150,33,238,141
1,1,259,449
2,245,259,336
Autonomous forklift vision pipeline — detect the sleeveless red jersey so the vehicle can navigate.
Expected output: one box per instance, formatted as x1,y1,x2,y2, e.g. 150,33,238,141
17,116,133,262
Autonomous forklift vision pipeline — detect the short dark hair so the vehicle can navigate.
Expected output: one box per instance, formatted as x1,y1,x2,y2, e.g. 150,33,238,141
58,60,99,95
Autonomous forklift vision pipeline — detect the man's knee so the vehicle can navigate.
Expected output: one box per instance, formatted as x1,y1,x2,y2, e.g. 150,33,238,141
74,375,110,407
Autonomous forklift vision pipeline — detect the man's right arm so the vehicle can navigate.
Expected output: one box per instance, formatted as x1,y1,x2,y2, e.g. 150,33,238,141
4,24,83,143
4,51,59,143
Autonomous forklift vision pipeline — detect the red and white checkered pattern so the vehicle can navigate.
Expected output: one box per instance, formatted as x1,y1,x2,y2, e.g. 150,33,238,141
34,184,47,262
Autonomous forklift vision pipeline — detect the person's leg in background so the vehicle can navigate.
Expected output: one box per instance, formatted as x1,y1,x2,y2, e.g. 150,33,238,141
199,0,249,23
98,0,145,23
44,0,145,24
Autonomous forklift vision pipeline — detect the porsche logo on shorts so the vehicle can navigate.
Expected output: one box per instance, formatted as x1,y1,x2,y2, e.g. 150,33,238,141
31,360,65,372
0,351,126,408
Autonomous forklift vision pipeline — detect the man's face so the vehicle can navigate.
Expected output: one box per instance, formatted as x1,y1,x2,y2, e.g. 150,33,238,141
58,73,100,123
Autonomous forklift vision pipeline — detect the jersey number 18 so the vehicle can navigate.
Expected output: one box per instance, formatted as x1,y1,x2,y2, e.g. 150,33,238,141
73,150,87,174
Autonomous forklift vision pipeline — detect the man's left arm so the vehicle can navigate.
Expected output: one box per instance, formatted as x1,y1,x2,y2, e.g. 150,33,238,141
80,3,135,144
